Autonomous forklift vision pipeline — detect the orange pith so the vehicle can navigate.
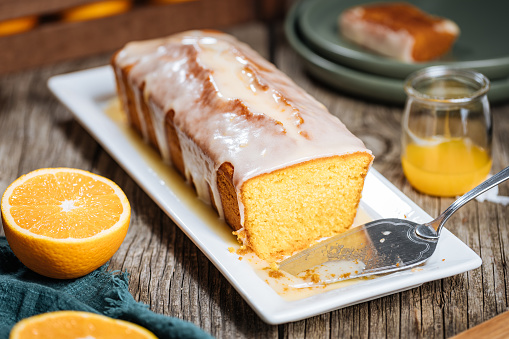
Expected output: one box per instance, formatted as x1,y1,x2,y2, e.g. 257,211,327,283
1,168,131,279
9,311,157,339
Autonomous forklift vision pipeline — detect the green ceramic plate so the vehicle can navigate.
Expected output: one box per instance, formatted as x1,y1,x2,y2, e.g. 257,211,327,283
298,0,509,80
284,0,509,104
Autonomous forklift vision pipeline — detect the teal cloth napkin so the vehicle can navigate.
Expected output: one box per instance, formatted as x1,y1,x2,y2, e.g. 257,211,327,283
0,236,213,339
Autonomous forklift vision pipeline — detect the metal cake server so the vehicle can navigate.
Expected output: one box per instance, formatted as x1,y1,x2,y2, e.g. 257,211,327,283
279,167,509,287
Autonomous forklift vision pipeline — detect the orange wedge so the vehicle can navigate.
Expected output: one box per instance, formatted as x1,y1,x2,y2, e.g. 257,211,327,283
1,168,130,279
0,16,38,37
10,311,157,339
62,0,132,22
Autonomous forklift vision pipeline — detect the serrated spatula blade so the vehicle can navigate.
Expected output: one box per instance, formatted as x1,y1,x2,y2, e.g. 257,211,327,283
278,218,437,286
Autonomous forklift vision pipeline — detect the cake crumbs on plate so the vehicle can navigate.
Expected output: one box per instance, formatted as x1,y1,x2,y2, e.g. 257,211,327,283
268,269,284,279
299,267,320,283
228,247,235,253
262,264,285,279
236,245,250,256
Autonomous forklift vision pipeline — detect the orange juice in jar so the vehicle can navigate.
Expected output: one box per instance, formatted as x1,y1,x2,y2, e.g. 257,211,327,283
401,67,492,197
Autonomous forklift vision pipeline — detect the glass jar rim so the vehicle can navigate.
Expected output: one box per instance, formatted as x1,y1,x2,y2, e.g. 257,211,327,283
404,66,490,104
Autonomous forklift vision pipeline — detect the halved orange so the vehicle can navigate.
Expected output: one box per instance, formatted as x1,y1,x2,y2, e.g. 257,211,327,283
1,168,130,279
10,311,157,339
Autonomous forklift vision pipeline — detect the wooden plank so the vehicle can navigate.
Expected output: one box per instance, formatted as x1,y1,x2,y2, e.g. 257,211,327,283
452,310,509,339
0,0,99,21
0,0,258,74
0,0,284,23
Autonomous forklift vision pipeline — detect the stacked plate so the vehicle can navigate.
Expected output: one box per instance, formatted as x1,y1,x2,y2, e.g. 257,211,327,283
285,0,509,104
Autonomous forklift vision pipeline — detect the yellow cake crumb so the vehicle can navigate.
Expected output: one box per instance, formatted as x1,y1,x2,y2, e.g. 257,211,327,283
236,245,250,256
241,154,372,262
268,269,284,279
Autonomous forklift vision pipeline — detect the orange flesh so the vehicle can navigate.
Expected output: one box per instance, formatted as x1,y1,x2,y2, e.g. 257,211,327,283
11,311,156,339
8,172,123,238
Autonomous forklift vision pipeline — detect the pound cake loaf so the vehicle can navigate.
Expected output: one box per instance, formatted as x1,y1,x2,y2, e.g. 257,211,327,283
111,30,373,261
339,2,460,62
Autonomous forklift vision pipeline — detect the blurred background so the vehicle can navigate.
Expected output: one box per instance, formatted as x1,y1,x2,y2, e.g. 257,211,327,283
0,0,286,74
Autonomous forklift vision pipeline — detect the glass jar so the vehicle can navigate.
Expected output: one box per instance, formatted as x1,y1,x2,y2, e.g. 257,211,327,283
401,66,492,197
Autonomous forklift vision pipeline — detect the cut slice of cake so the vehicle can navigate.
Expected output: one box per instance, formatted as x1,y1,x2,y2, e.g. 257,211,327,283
339,2,460,62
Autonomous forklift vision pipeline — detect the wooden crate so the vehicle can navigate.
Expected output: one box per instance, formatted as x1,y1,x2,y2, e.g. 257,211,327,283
0,0,283,74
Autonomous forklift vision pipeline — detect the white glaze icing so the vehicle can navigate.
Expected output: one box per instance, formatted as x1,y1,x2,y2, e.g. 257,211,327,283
114,30,372,224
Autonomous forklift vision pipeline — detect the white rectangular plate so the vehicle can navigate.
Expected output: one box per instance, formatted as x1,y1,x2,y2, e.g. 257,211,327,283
48,66,481,325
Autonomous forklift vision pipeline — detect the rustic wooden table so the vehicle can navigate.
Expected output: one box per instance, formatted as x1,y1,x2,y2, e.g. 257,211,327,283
1,20,508,339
